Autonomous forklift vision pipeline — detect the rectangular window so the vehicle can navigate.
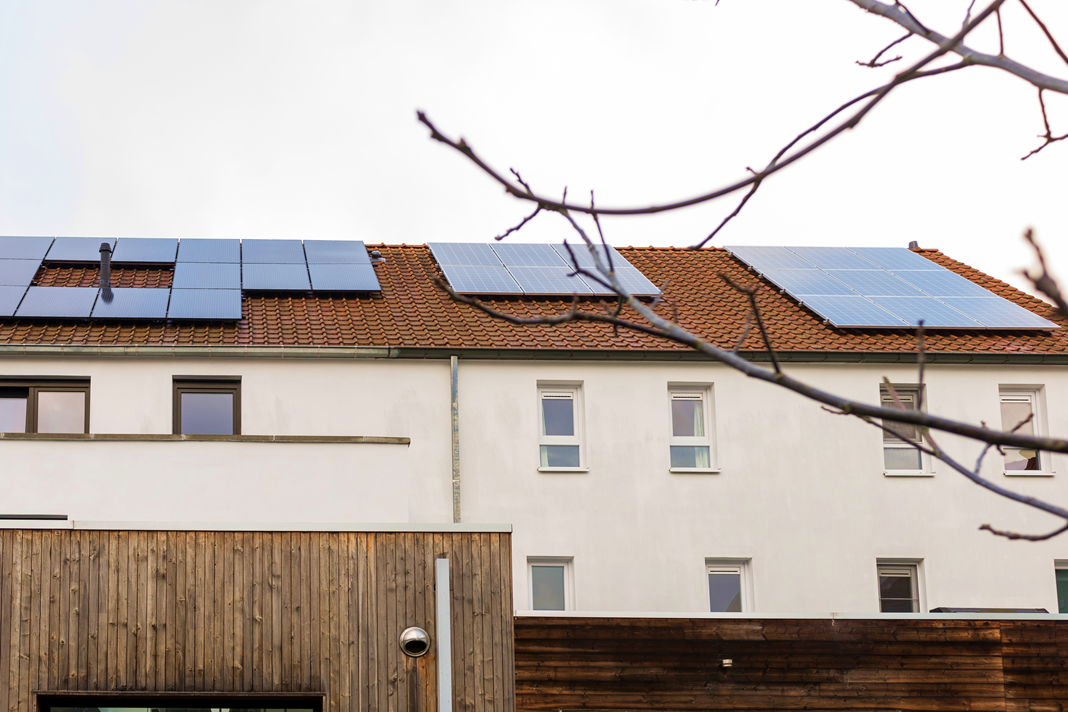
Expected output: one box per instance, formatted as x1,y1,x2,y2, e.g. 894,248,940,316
707,559,749,613
669,387,715,470
1057,565,1068,614
0,380,89,434
528,557,572,611
538,385,582,469
1000,389,1043,473
881,385,924,473
878,563,920,613
173,378,241,435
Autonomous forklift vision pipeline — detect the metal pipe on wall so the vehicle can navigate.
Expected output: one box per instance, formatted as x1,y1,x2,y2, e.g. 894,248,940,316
451,355,460,523
435,557,453,712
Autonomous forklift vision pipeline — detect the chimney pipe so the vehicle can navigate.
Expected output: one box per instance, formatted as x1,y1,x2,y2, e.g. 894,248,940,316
908,241,920,250
99,242,113,303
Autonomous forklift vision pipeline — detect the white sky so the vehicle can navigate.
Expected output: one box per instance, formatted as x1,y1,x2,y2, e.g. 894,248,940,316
1,0,1066,294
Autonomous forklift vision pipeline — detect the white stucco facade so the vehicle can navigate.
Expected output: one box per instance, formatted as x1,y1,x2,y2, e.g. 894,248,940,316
2,352,1067,615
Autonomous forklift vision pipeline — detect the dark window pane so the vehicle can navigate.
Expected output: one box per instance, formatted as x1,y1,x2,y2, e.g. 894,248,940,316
671,446,710,469
542,398,574,436
37,391,85,433
1058,570,1068,614
531,565,566,610
880,598,915,613
708,572,742,612
181,392,234,435
0,388,27,432
540,445,580,468
879,574,913,600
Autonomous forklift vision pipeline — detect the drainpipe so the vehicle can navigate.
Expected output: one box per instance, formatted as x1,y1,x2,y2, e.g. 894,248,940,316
451,355,460,523
435,558,453,712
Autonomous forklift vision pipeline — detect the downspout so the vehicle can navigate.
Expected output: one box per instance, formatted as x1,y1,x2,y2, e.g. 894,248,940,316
451,355,460,523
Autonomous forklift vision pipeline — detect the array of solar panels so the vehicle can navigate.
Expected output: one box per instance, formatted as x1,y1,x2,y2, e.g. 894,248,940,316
725,246,1058,330
428,242,660,296
0,236,380,320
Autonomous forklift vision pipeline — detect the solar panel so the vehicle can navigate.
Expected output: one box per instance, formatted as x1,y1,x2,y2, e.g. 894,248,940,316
242,263,311,291
0,237,53,260
46,237,116,262
553,243,616,270
241,239,306,264
760,269,855,296
0,286,27,317
308,263,381,291
16,287,98,318
437,264,522,293
549,245,661,296
795,295,908,328
725,246,813,270
867,296,984,328
172,263,242,290
848,247,941,271
492,243,568,267
940,297,1058,329
788,247,876,270
304,240,371,264
825,270,926,297
176,238,241,263
167,289,243,320
507,266,593,295
111,238,179,264
0,260,41,287
428,243,503,266
90,288,170,319
895,270,994,298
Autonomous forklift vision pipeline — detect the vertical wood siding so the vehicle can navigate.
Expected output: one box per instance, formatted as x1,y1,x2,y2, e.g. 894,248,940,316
0,529,514,712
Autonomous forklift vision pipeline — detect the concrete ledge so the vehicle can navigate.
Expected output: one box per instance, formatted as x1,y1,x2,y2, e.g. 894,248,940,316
0,521,511,533
0,432,410,444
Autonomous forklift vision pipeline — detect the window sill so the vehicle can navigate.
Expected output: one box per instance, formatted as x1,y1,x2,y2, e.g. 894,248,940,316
1004,471,1055,477
669,468,721,474
537,467,589,473
884,470,934,478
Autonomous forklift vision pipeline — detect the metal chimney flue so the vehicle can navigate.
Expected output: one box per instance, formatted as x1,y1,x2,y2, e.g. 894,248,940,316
99,242,114,303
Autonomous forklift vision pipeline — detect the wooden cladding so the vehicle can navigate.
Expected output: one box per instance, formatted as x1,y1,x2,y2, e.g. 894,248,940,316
0,529,514,712
515,616,1068,711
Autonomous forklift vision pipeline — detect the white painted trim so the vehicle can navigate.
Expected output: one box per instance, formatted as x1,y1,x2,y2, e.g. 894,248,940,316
0,521,512,533
514,610,1067,621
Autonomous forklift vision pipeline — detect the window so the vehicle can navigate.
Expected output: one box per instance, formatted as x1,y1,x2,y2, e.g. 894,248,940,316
706,561,750,612
1000,389,1045,473
173,378,241,435
877,562,920,613
538,385,583,469
1056,564,1068,613
669,386,715,471
0,380,89,434
528,557,572,611
881,385,925,473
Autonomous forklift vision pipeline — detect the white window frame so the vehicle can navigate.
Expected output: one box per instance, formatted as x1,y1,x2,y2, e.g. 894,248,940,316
999,386,1052,477
668,385,718,473
527,557,574,611
876,560,924,614
537,384,586,472
705,558,752,613
880,384,931,477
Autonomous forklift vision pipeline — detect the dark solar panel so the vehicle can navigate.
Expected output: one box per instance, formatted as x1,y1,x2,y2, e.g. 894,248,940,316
492,243,569,267
168,289,242,320
788,247,875,270
0,236,53,260
726,246,813,270
438,264,522,293
176,238,241,263
172,263,242,289
241,239,306,264
508,266,593,294
90,288,170,319
795,295,908,327
46,237,116,262
111,238,179,264
895,270,994,298
304,240,371,264
0,260,42,287
940,297,1058,329
242,263,311,290
0,286,27,317
848,247,940,271
761,269,855,296
16,287,98,318
428,242,503,266
867,296,984,328
308,263,381,291
825,270,926,297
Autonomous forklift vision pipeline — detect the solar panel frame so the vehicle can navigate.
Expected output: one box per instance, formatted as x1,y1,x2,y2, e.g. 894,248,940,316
847,247,941,271
0,237,54,260
726,246,814,270
787,247,876,270
304,240,371,264
0,260,42,287
428,242,504,266
110,238,179,264
0,286,27,317
824,270,927,297
895,270,995,298
242,263,312,291
240,239,307,264
507,266,593,295
90,288,170,319
438,264,522,293
794,295,909,328
175,238,241,263
45,237,117,263
308,263,381,291
167,288,243,320
867,296,985,328
16,287,99,318
940,297,1059,329
172,262,242,290
492,243,569,267
760,269,855,296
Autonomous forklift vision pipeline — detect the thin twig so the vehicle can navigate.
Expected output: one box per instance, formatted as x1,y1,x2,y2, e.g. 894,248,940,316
857,32,911,67
495,206,541,241
1022,228,1068,317
979,521,1068,541
718,273,781,374
1019,0,1068,67
963,0,977,28
1021,89,1068,159
996,6,1005,55
915,320,926,411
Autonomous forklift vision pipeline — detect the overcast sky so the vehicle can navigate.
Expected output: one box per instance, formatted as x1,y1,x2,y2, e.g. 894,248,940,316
1,0,1066,294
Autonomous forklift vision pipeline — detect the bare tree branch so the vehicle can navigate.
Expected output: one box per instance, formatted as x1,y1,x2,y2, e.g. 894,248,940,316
1021,89,1068,160
856,32,910,68
1023,228,1068,317
1019,0,1068,68
979,521,1068,541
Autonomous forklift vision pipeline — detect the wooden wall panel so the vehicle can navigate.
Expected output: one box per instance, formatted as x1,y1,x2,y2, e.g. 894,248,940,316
0,529,514,712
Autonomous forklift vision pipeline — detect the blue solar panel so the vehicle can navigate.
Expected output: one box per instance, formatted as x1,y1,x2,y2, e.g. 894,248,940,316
0,237,53,260
940,297,1058,329
91,288,170,319
788,247,875,270
579,266,662,297
553,243,617,270
46,237,116,262
438,264,521,293
308,263,381,291
507,266,593,294
848,247,940,271
0,260,41,287
176,238,241,263
825,270,926,297
867,296,984,328
241,239,306,264
492,243,568,267
16,287,98,318
726,246,813,270
111,238,178,263
760,269,854,296
173,263,242,289
895,270,993,298
0,286,27,317
428,243,503,266
242,263,311,290
167,289,242,320
795,295,908,327
304,240,371,264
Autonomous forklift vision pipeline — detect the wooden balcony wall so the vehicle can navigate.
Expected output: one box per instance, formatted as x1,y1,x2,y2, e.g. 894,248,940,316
0,529,514,712
515,616,1066,712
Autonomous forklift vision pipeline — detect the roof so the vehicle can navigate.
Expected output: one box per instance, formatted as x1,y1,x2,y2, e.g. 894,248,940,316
0,245,1063,355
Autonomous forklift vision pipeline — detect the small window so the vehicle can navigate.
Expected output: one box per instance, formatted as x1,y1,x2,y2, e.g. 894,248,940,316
881,385,925,473
528,557,572,611
0,380,89,434
1000,389,1044,473
707,560,749,612
1056,564,1068,614
669,387,715,470
878,563,920,613
173,379,241,435
538,385,583,469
